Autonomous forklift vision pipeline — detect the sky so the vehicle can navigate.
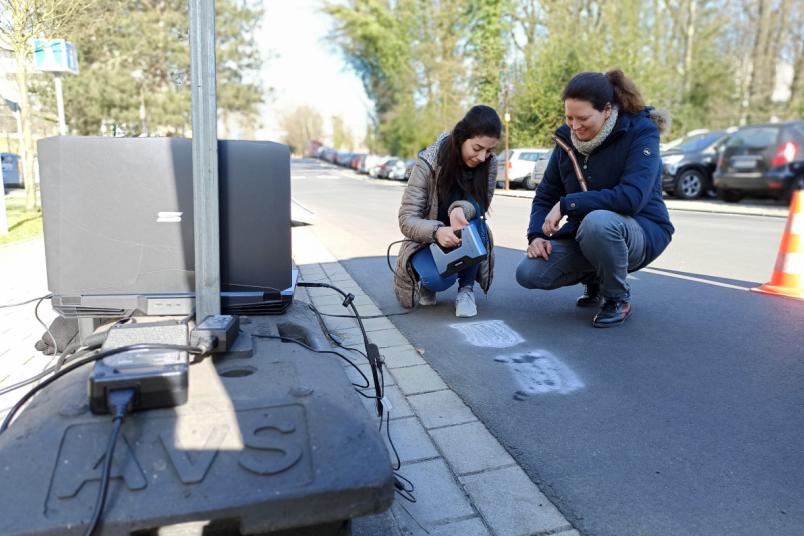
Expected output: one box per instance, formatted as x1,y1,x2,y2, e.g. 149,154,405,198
257,0,371,145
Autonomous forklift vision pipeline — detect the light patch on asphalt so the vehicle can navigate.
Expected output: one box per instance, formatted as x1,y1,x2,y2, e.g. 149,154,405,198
494,350,584,399
449,320,524,348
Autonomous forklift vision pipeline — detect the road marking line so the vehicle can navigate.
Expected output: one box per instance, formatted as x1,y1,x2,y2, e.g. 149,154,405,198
642,268,751,291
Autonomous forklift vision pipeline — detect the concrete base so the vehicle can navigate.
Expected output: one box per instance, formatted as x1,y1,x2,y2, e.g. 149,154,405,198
0,302,392,535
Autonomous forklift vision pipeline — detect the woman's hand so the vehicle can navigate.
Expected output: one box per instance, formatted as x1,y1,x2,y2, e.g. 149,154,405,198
436,226,462,248
541,202,562,237
527,237,552,260
449,207,469,230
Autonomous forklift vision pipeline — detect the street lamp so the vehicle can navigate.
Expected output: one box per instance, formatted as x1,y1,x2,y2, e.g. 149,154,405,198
131,69,148,135
503,111,510,191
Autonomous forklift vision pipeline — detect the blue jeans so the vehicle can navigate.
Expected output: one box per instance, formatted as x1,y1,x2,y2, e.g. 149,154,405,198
515,210,647,301
412,219,483,292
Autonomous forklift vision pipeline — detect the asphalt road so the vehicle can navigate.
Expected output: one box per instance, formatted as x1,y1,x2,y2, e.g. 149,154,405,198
291,158,804,536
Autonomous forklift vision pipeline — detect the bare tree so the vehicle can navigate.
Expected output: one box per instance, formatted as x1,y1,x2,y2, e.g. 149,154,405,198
280,105,324,156
0,0,94,210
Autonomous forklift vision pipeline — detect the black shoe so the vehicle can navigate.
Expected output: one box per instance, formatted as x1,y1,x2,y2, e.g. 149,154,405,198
592,299,632,328
576,283,602,307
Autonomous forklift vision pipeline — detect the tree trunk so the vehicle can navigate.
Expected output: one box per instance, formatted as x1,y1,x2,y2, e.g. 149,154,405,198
14,48,38,212
683,0,697,96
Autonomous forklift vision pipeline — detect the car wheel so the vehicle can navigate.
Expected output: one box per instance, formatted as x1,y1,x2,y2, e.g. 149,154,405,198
674,169,706,199
496,180,504,189
783,174,804,204
524,176,538,190
716,188,743,203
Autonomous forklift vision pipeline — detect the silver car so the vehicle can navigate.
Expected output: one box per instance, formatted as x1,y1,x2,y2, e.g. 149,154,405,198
525,149,554,190
497,148,549,188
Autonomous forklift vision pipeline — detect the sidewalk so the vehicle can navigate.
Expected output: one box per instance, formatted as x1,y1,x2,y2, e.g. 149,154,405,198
340,168,790,218
0,237,57,418
492,187,789,218
293,225,579,536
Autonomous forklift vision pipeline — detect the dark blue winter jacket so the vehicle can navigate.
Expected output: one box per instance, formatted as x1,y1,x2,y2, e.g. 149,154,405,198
526,107,674,268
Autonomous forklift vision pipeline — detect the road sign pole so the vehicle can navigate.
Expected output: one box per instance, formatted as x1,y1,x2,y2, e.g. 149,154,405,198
189,0,221,321
54,75,66,135
0,185,8,235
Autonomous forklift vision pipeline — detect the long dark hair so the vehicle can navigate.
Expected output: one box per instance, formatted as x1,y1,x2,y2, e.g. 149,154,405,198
436,105,501,213
561,69,644,114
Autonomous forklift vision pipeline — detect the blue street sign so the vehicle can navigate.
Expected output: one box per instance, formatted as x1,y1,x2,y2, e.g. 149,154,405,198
32,39,79,75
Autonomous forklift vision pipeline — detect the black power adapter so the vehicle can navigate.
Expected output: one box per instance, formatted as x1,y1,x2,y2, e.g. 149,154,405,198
190,314,240,353
88,323,191,415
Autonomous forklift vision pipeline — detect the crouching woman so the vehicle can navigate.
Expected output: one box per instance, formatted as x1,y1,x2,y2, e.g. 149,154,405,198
393,105,501,318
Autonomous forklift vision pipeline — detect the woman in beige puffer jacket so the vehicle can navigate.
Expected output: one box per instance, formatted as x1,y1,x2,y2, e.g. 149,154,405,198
394,105,501,316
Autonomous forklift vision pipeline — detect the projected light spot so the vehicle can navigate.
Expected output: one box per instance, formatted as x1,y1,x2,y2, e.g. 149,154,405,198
449,320,524,348
494,350,584,398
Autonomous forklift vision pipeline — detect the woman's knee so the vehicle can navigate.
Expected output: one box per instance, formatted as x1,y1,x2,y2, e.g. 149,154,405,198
577,210,620,242
516,257,552,289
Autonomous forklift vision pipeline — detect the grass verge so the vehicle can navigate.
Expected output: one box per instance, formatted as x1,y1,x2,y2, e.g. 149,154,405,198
0,191,42,246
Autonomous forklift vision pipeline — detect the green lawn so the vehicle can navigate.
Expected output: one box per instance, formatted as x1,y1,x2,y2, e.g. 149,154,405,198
0,192,42,246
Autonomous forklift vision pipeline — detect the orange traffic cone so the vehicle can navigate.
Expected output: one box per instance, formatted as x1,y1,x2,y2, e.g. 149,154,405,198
752,189,804,300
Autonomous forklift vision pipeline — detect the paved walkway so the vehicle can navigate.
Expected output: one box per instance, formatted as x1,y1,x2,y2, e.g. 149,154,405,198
0,237,57,418
293,226,579,536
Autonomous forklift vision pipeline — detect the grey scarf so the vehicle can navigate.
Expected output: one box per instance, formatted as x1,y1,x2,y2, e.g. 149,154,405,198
571,106,619,157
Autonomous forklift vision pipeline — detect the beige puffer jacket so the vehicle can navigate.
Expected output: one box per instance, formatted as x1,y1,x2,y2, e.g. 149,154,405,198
393,132,498,308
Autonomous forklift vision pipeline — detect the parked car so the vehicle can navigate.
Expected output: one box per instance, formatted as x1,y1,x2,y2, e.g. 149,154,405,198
661,130,728,199
525,149,554,190
359,154,386,174
369,156,394,177
497,148,549,188
387,159,414,181
1,152,22,188
378,158,400,179
713,121,804,203
403,159,417,181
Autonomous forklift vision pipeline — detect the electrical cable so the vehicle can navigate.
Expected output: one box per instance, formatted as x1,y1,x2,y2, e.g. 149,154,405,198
0,293,52,308
297,281,384,416
0,342,104,397
303,302,368,358
297,280,416,500
34,296,58,356
0,343,204,434
84,388,135,536
252,333,371,389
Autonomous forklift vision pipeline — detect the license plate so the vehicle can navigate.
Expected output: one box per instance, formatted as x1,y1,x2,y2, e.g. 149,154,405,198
731,158,757,170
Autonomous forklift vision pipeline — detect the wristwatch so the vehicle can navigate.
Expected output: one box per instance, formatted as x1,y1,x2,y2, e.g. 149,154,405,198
431,225,440,244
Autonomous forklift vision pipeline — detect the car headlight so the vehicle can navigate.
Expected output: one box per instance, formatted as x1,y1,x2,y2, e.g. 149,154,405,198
661,154,684,166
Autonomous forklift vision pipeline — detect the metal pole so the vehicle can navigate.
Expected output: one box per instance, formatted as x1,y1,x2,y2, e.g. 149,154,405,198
189,0,221,321
0,163,7,235
503,112,510,191
54,75,66,135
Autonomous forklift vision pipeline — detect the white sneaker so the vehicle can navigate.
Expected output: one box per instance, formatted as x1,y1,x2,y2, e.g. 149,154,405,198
455,286,477,317
419,286,437,306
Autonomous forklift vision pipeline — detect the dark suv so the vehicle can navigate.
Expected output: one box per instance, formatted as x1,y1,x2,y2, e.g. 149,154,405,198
713,121,804,203
661,131,728,199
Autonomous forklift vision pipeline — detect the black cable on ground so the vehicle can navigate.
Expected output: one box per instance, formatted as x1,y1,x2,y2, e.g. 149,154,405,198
304,302,368,358
0,341,104,397
252,333,371,389
298,281,384,417
298,279,415,501
0,343,203,434
84,388,135,536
